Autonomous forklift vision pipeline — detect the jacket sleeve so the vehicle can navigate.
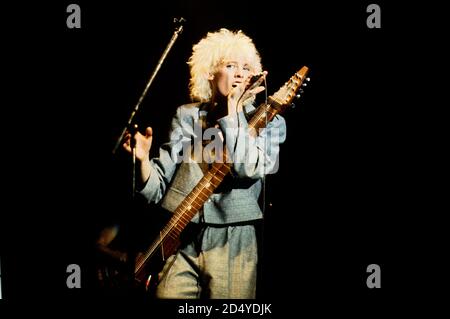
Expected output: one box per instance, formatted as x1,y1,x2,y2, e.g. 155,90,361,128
138,107,190,203
217,111,287,179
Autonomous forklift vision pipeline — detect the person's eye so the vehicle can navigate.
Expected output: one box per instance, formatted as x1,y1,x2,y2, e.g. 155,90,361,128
226,64,236,69
243,66,251,71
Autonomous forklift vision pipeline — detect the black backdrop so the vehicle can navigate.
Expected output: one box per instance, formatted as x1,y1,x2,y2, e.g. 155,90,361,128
1,0,442,314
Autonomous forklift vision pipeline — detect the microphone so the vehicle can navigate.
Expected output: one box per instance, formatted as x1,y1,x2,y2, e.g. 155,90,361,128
246,72,266,90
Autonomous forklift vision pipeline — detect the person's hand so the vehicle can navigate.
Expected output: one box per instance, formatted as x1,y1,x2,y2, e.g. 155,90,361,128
122,126,153,163
228,71,267,114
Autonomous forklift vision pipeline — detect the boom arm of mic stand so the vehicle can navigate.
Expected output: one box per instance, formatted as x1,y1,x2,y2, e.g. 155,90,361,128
112,20,185,154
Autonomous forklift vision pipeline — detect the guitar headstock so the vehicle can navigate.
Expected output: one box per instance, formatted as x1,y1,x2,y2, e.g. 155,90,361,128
270,66,310,111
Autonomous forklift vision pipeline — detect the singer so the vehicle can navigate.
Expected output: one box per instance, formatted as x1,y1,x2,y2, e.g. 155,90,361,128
123,28,286,299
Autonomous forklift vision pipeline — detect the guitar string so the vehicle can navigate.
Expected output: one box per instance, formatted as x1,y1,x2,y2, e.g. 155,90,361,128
259,75,269,297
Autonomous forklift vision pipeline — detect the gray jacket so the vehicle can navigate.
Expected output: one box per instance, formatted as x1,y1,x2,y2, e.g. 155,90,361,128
139,102,286,225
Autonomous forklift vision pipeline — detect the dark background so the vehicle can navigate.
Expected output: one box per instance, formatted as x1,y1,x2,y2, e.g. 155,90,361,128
1,0,443,313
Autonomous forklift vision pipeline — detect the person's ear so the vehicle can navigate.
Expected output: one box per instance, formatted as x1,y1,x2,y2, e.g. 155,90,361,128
207,73,214,81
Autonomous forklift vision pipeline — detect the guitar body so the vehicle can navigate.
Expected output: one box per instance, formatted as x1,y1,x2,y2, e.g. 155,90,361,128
134,234,181,294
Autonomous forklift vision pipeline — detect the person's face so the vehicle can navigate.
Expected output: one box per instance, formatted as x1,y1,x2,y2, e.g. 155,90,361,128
212,58,253,98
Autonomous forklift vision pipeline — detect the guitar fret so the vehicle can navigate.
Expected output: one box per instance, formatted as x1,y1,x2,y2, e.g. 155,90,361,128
199,180,213,191
168,217,183,230
168,231,180,240
209,179,219,188
196,191,208,201
219,164,231,175
178,202,189,215
215,169,225,177
162,223,176,237
185,192,196,203
176,212,190,224
210,174,222,183
210,171,222,183
192,194,209,208
190,200,202,210
195,183,208,195
179,204,195,220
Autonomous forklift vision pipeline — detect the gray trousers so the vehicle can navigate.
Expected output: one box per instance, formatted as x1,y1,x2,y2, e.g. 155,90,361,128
155,224,258,299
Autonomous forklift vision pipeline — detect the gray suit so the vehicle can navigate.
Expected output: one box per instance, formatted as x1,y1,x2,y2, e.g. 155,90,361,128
139,102,286,224
138,102,286,298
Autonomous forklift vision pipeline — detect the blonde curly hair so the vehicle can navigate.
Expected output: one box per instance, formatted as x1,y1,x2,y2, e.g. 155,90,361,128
187,28,262,103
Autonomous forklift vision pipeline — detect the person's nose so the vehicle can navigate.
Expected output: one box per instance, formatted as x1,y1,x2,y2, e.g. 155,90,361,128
235,67,244,78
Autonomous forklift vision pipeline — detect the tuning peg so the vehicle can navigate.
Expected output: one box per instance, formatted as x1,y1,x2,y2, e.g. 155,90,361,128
295,94,301,99
290,103,296,109
305,77,311,82
302,82,308,87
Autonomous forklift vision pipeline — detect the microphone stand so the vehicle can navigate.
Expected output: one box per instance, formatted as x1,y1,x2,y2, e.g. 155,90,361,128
110,18,185,291
112,18,185,200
